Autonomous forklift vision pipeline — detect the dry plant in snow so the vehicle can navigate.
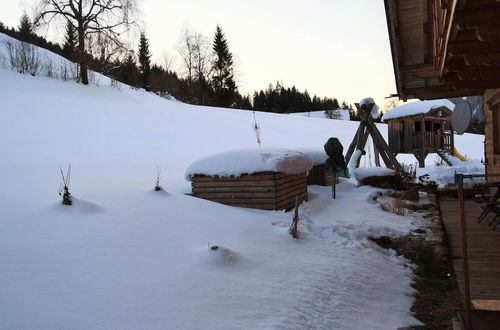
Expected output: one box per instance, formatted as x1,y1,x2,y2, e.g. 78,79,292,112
252,111,262,147
59,164,72,205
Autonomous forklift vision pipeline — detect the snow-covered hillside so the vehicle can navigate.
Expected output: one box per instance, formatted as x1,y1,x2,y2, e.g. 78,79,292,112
0,33,485,329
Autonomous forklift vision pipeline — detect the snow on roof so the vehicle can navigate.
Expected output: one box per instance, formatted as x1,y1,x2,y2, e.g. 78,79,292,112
353,167,396,181
295,148,328,165
185,148,314,179
381,99,455,122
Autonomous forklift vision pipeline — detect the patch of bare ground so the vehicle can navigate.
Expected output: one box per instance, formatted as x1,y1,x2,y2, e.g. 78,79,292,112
372,190,462,329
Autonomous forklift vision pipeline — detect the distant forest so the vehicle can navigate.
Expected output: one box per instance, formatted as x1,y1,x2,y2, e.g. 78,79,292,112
0,15,364,119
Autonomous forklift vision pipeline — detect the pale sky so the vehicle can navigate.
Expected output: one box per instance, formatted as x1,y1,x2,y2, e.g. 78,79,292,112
0,0,397,107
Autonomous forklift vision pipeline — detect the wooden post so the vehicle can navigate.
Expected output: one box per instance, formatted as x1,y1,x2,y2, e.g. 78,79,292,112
332,173,336,199
345,124,363,164
457,174,472,330
373,142,381,167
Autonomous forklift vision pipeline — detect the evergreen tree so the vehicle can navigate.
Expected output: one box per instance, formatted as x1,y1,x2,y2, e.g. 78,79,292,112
18,13,33,42
124,53,139,87
211,25,236,107
137,32,152,91
62,21,77,60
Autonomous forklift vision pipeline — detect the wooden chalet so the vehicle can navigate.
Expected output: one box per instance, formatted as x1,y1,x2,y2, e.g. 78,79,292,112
384,0,500,175
383,101,454,166
384,1,500,328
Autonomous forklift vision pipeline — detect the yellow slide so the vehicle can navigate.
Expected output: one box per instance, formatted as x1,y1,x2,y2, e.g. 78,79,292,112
453,148,468,161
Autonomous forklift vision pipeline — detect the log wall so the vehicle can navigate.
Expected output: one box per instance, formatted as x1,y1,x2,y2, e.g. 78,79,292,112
484,89,500,181
191,172,308,211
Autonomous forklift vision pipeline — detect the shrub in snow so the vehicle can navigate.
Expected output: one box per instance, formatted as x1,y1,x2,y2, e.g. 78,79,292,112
154,167,163,191
58,165,72,206
3,40,41,76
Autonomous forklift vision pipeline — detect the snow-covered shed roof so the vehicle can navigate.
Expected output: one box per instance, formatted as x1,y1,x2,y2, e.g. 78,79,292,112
295,148,328,166
185,148,314,179
381,99,455,122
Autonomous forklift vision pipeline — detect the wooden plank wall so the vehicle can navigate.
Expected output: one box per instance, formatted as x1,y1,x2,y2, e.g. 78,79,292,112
191,172,307,211
485,89,500,181
307,164,336,186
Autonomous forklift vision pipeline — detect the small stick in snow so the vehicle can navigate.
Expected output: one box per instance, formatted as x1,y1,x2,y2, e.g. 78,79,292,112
252,111,262,147
289,197,300,239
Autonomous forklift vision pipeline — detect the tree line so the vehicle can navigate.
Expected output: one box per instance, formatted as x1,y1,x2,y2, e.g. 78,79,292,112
0,3,359,116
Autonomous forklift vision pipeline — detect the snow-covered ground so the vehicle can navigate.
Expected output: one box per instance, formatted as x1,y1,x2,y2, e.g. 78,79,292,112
0,33,485,329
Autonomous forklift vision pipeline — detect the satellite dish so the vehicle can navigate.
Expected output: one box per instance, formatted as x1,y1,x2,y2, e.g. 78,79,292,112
451,101,472,134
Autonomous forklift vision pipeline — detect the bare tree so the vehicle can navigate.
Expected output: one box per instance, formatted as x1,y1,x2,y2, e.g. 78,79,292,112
34,0,137,85
161,51,175,72
383,97,399,114
177,27,212,85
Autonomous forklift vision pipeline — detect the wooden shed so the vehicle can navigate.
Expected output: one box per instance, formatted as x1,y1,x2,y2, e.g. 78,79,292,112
185,148,313,211
296,149,337,186
382,100,454,167
307,164,336,186
190,172,308,211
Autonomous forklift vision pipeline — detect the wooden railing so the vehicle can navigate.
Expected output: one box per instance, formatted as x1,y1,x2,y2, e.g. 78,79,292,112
413,132,453,150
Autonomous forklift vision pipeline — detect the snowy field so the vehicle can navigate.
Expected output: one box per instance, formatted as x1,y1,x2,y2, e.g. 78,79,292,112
0,34,485,329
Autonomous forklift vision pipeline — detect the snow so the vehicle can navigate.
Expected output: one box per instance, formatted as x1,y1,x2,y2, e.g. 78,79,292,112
296,148,329,165
291,109,350,121
354,167,396,181
184,148,314,179
381,99,455,122
359,97,380,118
0,32,485,329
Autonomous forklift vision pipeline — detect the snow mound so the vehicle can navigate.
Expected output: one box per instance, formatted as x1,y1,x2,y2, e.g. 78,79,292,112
296,148,328,165
382,99,455,122
203,245,239,266
51,197,104,214
185,148,314,179
353,167,396,181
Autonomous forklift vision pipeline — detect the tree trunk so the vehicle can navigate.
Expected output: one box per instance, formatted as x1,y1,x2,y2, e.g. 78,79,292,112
77,25,88,85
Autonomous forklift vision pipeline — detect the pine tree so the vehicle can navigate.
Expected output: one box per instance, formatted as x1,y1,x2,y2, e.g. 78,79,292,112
137,32,152,91
62,21,77,60
122,53,139,87
18,13,33,42
211,25,236,107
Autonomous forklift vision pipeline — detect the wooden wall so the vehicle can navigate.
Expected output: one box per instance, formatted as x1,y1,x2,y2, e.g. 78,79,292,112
307,164,337,186
191,172,308,211
484,89,500,180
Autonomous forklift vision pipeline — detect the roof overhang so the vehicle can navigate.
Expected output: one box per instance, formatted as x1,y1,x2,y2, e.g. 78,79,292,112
384,0,500,101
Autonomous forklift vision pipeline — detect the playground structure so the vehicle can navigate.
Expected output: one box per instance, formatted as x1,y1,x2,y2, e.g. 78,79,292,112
345,100,401,171
383,101,456,167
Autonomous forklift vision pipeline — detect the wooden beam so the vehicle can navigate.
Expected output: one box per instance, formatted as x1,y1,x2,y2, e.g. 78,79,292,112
477,24,500,40
401,85,483,100
449,39,500,55
463,50,500,65
455,6,500,27
446,66,500,80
